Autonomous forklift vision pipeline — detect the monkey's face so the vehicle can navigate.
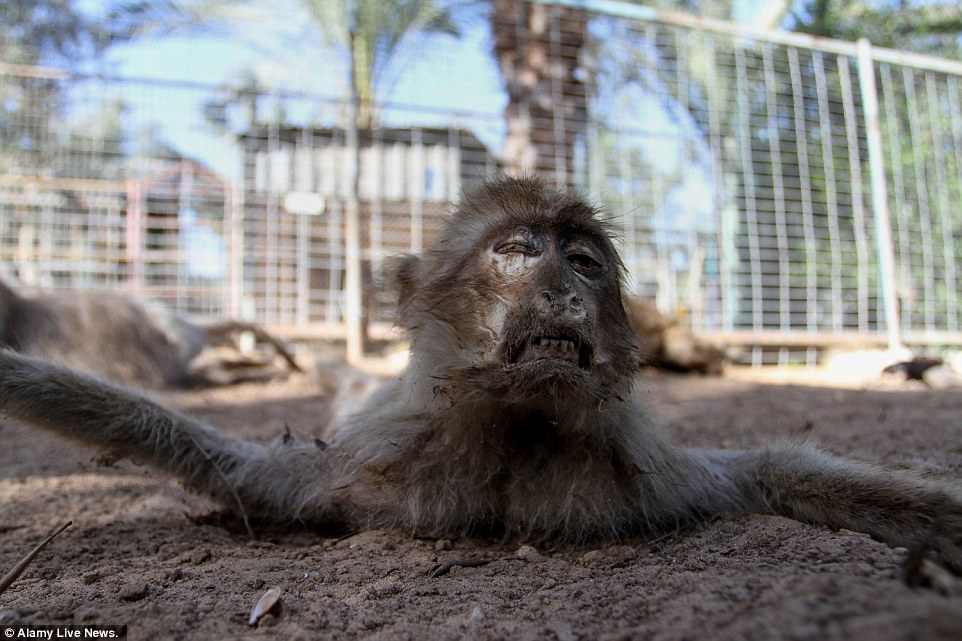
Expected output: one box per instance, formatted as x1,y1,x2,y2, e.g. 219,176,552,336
485,225,607,364
396,176,640,407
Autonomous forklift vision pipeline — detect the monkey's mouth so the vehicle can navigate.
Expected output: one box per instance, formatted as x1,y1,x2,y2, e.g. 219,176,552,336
510,334,591,369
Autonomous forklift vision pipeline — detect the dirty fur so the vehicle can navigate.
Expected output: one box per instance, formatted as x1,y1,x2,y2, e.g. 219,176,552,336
0,176,960,569
0,279,300,388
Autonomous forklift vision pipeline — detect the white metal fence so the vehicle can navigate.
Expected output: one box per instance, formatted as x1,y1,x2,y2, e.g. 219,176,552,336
573,3,962,363
2,0,961,362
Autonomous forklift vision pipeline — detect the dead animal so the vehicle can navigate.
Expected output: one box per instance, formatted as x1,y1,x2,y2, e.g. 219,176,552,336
0,279,300,388
0,175,959,573
625,297,726,374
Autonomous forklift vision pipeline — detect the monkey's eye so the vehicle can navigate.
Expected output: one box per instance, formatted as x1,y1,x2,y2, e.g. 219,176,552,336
496,240,539,256
566,251,603,276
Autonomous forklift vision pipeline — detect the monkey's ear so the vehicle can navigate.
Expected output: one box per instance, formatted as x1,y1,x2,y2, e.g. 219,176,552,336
391,254,422,313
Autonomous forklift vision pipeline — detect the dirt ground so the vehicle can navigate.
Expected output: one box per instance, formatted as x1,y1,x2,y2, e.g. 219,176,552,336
2,364,962,640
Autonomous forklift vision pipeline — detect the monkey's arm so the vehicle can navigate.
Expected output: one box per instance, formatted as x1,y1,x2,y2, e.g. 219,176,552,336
0,349,338,523
715,443,962,570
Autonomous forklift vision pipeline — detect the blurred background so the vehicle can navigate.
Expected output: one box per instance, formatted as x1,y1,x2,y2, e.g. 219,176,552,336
2,0,961,365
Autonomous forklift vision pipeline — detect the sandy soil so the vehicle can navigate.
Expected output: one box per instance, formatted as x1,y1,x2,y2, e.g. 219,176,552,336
1,366,961,640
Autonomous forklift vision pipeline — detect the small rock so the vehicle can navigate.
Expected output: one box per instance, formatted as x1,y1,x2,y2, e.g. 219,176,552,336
119,584,148,602
434,539,453,552
580,549,605,563
82,572,101,585
516,545,541,561
605,545,637,563
468,607,486,622
191,548,212,565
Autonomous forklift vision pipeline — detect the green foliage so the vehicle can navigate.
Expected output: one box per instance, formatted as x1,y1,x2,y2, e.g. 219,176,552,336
300,0,460,127
1,0,115,65
107,0,463,127
789,0,962,57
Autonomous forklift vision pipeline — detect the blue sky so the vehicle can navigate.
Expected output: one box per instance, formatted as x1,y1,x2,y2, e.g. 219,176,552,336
73,0,505,177
63,0,773,245
71,0,769,176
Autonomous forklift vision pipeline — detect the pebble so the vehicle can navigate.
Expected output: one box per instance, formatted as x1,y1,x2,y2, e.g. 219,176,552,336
82,572,101,585
119,584,148,602
191,548,212,565
580,549,605,563
516,545,541,561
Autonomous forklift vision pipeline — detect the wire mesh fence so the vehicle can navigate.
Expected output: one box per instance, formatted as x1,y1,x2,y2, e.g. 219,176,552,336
575,5,962,363
1,0,961,362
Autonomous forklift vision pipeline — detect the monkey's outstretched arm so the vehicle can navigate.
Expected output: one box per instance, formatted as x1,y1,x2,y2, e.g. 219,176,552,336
0,349,337,523
716,443,962,570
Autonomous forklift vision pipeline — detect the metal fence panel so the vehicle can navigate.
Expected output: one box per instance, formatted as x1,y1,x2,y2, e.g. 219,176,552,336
572,2,962,362
2,0,961,359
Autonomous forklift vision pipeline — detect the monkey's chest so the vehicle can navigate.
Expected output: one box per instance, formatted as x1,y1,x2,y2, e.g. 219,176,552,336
395,424,643,539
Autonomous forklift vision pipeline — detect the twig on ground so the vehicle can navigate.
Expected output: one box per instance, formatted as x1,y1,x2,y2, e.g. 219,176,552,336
0,521,72,596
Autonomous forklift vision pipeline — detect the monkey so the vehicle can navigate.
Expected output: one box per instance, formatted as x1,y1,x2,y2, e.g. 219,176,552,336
0,175,959,571
0,278,300,388
625,296,727,374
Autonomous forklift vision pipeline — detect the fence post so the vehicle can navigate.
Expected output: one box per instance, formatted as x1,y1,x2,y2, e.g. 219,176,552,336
856,38,903,352
227,181,245,319
344,59,364,365
125,179,145,297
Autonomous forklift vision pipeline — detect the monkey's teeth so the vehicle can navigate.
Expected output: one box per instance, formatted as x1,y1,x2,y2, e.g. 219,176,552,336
523,336,579,363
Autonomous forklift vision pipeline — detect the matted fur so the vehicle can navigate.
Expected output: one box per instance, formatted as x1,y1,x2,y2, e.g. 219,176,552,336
0,176,959,569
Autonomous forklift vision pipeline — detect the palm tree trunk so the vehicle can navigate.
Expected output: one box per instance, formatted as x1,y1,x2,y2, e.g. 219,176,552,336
492,0,587,184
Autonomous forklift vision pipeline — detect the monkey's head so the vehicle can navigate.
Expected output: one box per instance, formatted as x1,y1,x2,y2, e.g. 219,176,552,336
394,175,641,410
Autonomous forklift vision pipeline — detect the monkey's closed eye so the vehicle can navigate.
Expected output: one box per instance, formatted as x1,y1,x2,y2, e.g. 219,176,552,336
496,241,539,256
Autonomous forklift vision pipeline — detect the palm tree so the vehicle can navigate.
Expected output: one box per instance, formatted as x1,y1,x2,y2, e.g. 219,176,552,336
490,0,587,184
108,0,462,363
108,0,461,127
789,0,962,56
487,0,782,185
300,0,459,128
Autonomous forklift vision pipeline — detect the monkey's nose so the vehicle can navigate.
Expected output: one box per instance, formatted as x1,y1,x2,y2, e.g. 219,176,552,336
540,289,585,317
